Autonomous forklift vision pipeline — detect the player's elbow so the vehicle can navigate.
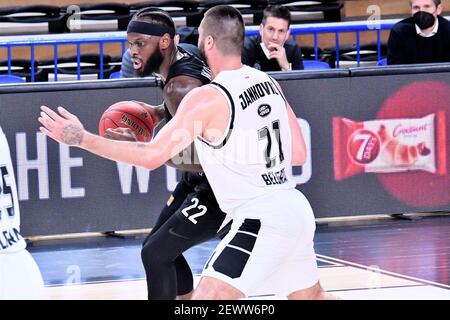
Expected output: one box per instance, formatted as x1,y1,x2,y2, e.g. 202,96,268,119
132,159,156,171
146,162,159,171
143,157,166,171
137,153,165,171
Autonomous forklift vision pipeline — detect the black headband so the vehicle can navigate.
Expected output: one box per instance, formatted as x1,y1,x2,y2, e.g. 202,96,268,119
127,20,175,38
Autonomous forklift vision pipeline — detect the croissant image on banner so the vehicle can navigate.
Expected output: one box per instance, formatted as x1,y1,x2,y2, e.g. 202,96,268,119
333,112,447,180
378,124,431,166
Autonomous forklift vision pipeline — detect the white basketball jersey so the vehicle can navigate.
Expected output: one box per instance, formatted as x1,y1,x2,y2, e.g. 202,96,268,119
194,65,296,213
0,126,26,253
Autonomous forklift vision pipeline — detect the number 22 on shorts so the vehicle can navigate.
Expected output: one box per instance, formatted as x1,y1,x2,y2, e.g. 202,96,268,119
181,197,207,224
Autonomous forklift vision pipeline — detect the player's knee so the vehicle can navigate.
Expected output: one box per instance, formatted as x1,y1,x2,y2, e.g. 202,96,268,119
141,240,160,265
288,281,326,300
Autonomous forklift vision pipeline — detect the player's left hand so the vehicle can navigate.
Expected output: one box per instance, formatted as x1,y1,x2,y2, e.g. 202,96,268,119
38,105,85,146
268,42,290,71
104,127,137,141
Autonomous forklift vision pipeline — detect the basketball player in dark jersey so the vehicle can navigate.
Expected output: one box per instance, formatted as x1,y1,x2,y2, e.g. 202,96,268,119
105,8,227,300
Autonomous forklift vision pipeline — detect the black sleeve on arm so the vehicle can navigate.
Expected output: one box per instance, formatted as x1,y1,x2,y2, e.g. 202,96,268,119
242,37,257,66
291,43,304,70
443,19,450,61
387,28,405,65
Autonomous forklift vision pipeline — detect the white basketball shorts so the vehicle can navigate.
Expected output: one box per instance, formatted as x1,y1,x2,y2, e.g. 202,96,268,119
201,188,319,297
0,249,45,299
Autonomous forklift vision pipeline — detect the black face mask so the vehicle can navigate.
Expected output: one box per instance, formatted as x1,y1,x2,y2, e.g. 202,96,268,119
413,11,436,30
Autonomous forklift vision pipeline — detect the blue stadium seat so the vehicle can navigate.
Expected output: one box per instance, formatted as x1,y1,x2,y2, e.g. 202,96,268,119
271,0,343,23
109,71,122,79
0,74,26,84
38,53,116,81
303,60,331,70
377,58,387,66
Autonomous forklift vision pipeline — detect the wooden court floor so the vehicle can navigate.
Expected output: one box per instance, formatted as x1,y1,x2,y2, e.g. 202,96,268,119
28,213,450,300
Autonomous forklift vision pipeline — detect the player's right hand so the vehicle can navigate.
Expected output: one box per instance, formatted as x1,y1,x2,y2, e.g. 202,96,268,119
130,100,163,124
104,127,138,141
267,42,290,71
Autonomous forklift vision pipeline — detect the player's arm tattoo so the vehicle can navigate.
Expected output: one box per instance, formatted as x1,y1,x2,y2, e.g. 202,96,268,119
61,124,83,145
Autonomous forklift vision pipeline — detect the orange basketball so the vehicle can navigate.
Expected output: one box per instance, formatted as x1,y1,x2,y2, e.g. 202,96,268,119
99,101,154,142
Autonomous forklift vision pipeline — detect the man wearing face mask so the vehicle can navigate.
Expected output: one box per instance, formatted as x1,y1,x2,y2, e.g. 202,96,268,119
387,0,450,65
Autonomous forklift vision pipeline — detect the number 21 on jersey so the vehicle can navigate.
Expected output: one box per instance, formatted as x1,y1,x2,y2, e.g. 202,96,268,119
258,119,285,169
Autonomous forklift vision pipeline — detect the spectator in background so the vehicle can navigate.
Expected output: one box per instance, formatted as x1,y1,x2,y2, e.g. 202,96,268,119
387,0,450,65
242,4,304,71
120,48,135,78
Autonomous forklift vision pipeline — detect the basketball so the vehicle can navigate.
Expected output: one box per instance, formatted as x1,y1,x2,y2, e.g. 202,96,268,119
98,101,154,142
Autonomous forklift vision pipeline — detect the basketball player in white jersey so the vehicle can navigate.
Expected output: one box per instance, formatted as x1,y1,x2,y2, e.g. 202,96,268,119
38,5,332,299
0,126,44,299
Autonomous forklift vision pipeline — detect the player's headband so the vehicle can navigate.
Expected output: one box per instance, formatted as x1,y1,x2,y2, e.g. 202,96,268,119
127,21,175,38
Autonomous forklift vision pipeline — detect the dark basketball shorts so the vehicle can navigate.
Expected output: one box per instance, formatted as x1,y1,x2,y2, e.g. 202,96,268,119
155,178,228,246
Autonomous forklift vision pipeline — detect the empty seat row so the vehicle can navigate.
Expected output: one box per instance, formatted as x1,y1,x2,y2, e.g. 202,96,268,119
0,41,389,83
0,1,343,35
0,54,121,82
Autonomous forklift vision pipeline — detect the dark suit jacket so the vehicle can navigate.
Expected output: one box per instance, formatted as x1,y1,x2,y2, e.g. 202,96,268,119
242,35,304,71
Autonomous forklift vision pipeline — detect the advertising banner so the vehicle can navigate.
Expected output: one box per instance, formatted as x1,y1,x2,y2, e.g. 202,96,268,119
0,67,449,236
280,69,449,217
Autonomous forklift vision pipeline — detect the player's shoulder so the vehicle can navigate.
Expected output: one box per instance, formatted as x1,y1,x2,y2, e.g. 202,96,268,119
168,49,211,84
187,83,219,98
176,84,226,118
181,84,226,108
166,74,204,90
178,43,202,59
438,15,450,30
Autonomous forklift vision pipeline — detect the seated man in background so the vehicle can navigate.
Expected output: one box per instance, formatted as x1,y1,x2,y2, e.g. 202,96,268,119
387,0,450,65
242,4,304,71
0,125,44,299
119,48,136,78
